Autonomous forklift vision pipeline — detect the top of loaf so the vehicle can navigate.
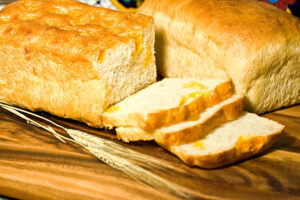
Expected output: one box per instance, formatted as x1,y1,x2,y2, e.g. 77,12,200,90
0,0,153,81
0,0,153,65
139,0,300,52
0,0,152,36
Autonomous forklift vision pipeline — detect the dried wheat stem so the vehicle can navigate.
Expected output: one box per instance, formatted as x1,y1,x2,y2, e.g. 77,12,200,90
0,101,192,199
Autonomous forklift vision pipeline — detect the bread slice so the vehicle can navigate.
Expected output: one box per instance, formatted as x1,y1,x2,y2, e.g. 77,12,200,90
116,94,243,143
0,0,156,128
165,112,284,168
103,78,233,130
154,94,244,145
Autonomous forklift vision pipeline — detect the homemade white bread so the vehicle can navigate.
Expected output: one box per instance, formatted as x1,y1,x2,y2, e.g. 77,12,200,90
138,0,300,114
116,94,243,143
165,112,284,168
0,0,156,128
103,78,233,130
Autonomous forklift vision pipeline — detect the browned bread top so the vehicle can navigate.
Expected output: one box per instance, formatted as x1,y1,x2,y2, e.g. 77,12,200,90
139,0,300,53
0,0,153,82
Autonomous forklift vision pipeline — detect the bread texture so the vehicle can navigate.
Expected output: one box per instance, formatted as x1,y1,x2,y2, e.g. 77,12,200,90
154,94,244,145
138,0,300,114
0,0,156,128
165,112,284,168
103,78,233,130
115,94,243,143
116,126,154,142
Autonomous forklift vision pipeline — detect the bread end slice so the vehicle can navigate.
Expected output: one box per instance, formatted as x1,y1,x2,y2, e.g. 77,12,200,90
166,112,284,168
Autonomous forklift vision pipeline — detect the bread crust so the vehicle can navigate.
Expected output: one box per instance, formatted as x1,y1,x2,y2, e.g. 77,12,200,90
144,79,233,130
138,0,300,114
0,0,155,127
115,94,242,144
103,79,233,130
167,127,284,168
154,95,244,145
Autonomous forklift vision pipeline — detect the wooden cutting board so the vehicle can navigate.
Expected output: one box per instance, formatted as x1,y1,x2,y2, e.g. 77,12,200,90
0,105,299,200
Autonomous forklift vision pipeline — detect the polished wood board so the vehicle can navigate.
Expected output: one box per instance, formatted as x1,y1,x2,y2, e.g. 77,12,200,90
0,105,299,200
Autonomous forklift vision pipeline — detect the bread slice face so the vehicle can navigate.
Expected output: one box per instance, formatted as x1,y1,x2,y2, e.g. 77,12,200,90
165,112,284,168
103,78,233,130
0,0,156,128
115,94,243,143
154,94,244,145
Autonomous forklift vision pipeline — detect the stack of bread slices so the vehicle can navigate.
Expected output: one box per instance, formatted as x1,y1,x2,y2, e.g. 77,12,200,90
103,78,284,168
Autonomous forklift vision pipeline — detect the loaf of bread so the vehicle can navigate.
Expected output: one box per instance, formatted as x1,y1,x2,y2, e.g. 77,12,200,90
0,0,156,128
138,0,300,114
166,112,284,168
102,78,233,131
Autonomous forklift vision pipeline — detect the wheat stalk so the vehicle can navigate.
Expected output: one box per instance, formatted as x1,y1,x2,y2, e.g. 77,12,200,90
1,105,67,143
0,102,184,173
0,101,191,199
69,130,189,198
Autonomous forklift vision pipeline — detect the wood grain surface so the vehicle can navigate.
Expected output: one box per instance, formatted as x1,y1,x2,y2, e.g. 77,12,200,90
0,105,299,200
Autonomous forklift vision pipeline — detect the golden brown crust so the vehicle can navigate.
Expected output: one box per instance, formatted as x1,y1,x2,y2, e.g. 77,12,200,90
155,95,244,145
142,83,232,130
139,0,300,114
0,0,154,127
168,129,283,169
0,0,153,67
140,0,299,51
2,0,152,35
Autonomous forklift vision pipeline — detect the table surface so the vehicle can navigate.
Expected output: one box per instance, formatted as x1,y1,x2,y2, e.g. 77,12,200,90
0,104,299,200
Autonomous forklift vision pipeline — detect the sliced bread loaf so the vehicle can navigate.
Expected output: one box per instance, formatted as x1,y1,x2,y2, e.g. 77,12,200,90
164,112,284,168
116,94,244,143
0,0,157,128
103,78,233,130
